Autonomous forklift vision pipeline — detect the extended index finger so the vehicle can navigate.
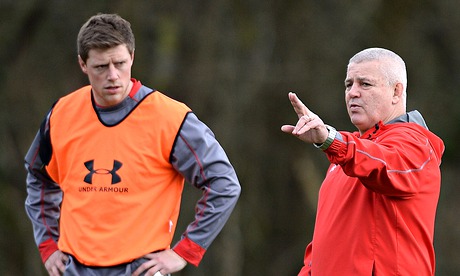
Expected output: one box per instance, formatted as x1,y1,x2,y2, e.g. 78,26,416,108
288,92,312,119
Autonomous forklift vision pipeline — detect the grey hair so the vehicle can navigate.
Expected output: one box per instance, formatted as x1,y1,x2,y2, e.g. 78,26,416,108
348,48,407,107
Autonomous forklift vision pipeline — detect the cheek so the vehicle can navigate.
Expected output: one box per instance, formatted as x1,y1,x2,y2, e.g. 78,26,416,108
345,93,353,106
372,94,392,109
87,72,103,82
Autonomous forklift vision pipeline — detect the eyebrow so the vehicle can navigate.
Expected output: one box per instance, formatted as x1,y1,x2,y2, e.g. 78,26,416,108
345,76,373,83
91,58,127,67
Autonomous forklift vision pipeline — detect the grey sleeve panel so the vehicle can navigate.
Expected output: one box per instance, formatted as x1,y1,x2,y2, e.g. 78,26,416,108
24,114,63,247
171,113,241,249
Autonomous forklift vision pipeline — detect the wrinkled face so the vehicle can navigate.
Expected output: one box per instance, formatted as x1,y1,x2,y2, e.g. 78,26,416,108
78,44,134,107
345,60,402,134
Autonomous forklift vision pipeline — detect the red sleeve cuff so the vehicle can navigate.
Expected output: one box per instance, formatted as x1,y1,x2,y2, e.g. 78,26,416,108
38,238,59,263
173,237,206,267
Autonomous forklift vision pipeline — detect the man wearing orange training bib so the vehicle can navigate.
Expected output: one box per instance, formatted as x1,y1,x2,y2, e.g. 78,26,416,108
24,13,241,276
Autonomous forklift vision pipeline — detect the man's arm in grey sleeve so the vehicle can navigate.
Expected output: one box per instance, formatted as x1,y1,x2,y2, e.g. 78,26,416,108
24,112,63,263
170,112,241,262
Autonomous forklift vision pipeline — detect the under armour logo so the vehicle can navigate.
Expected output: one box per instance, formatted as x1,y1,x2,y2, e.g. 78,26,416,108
84,160,122,184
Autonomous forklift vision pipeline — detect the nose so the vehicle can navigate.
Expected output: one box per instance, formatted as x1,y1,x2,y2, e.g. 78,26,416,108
107,64,118,81
346,83,360,98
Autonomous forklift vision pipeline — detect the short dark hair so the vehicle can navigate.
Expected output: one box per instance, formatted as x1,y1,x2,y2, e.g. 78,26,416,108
77,13,135,62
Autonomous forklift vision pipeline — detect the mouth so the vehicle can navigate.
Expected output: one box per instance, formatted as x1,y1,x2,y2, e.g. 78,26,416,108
348,103,361,112
104,85,121,93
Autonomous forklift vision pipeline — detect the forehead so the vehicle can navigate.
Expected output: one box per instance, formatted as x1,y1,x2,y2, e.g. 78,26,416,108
86,44,131,63
346,60,384,81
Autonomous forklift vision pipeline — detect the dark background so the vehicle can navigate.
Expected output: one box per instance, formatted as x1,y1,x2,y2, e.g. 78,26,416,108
1,0,459,275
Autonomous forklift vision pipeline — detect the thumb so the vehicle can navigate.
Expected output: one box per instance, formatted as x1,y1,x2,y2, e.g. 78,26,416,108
281,125,295,133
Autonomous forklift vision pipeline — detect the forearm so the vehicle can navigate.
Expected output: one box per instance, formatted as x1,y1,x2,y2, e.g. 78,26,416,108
325,128,433,196
25,163,62,262
176,169,240,264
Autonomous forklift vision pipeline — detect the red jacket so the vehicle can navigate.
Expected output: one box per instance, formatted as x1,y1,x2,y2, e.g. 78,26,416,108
299,111,444,276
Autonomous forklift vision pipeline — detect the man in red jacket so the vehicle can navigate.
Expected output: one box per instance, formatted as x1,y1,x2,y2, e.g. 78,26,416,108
282,48,444,275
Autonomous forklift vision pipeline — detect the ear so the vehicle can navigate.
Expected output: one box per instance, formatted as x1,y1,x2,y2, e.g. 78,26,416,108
78,55,88,74
392,83,404,104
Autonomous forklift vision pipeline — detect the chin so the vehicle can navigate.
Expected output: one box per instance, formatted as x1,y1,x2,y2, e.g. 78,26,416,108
350,117,362,126
351,120,368,131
